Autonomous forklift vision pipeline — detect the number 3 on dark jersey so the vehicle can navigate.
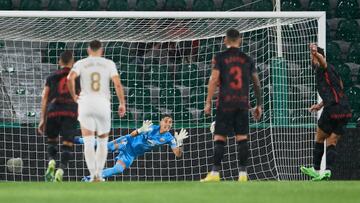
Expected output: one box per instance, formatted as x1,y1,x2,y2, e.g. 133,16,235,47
229,66,243,90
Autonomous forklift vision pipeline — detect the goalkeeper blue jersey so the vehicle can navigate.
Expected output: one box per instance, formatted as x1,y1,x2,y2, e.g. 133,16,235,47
128,125,177,156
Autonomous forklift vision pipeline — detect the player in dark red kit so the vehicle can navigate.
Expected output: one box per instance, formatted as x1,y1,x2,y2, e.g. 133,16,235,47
301,44,352,181
202,28,262,182
38,51,80,182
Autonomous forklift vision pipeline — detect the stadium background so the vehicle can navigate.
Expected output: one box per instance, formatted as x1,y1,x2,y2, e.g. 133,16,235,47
0,0,359,181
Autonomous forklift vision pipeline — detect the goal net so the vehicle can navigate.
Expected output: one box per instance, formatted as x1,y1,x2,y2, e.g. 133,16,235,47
0,11,325,181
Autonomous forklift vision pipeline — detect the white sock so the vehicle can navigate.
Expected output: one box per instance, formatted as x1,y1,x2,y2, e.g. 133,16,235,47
239,171,247,177
210,171,219,175
95,136,109,178
83,136,96,178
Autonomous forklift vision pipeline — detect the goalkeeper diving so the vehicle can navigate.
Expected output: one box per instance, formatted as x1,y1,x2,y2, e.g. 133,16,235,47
76,114,189,181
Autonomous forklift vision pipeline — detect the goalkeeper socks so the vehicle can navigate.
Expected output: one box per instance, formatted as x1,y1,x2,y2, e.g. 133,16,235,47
212,140,225,172
326,145,337,171
47,141,57,160
313,142,324,170
102,163,124,178
95,136,109,178
83,136,96,178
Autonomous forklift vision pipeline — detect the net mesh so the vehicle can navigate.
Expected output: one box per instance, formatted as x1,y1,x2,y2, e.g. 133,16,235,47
0,14,320,181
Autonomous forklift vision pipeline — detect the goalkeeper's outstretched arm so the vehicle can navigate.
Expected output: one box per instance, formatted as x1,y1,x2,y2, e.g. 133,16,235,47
172,128,189,158
172,147,182,158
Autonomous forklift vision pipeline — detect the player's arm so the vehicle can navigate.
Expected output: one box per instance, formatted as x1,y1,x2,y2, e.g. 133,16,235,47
309,101,324,112
172,147,182,158
172,129,189,158
310,43,327,69
38,85,50,135
251,60,262,121
67,71,79,102
205,68,220,115
112,75,126,117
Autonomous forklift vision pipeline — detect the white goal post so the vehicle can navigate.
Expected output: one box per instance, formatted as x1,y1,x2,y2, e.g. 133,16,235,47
0,11,326,181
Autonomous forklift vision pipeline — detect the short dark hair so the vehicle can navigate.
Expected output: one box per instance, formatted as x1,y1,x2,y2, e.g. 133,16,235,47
226,28,241,42
317,47,325,57
89,40,102,51
161,113,172,120
60,50,73,65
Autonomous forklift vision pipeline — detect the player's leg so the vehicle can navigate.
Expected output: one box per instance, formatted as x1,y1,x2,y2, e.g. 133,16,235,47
81,125,97,181
54,117,77,182
95,133,109,181
102,159,128,178
301,127,328,178
73,134,128,153
107,136,128,152
201,109,230,182
82,151,134,181
313,117,348,181
94,105,111,181
301,110,330,178
44,117,60,182
235,109,250,182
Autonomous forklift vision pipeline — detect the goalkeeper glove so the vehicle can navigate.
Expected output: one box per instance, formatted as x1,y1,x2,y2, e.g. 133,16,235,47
137,120,153,134
175,128,189,147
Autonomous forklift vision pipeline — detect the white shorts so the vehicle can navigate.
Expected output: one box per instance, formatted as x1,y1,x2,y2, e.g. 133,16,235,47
78,97,111,135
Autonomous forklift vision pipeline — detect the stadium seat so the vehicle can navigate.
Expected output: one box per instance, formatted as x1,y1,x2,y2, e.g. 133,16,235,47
192,0,215,11
136,0,157,11
106,0,128,11
164,0,187,11
347,42,360,64
175,110,192,122
326,22,331,42
44,42,67,64
335,63,353,89
0,0,12,10
175,64,200,87
281,0,302,11
308,0,330,17
144,111,160,121
222,0,244,11
347,86,360,111
336,0,359,19
19,0,42,10
190,87,206,110
72,42,88,61
335,19,360,42
77,0,100,11
251,0,273,11
159,88,181,106
48,0,72,10
127,88,151,109
104,41,123,63
326,41,342,64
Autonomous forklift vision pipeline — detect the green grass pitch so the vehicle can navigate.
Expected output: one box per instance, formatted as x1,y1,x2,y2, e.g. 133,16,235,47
0,181,359,203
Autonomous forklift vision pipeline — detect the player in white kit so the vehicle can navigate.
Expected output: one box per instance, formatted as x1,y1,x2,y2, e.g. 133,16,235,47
67,40,126,182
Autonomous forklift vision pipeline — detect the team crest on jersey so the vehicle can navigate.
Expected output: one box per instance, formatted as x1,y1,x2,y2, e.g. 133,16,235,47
160,138,165,142
147,139,156,146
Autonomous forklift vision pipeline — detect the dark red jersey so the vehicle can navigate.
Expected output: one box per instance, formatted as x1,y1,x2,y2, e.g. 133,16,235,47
212,48,256,110
45,67,80,118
